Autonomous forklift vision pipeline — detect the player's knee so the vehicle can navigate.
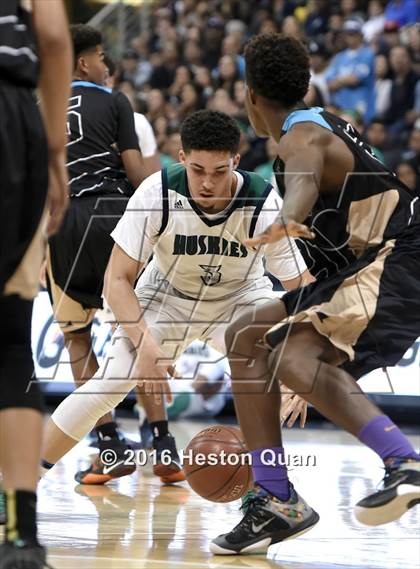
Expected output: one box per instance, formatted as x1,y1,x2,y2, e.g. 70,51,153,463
268,345,301,388
64,328,92,347
225,318,257,357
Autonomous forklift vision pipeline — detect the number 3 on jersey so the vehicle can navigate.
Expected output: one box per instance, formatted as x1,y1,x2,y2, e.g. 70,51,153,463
199,265,222,286
67,95,83,146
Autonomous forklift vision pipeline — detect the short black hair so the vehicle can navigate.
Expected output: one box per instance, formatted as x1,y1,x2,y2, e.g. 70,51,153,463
180,110,240,154
71,24,102,66
244,33,310,107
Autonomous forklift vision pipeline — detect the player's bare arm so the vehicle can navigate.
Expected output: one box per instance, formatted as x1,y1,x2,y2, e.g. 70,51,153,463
245,124,333,246
32,0,72,235
104,244,173,396
121,148,147,189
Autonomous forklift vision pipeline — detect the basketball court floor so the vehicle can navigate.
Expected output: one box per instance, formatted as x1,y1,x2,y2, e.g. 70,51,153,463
30,418,419,569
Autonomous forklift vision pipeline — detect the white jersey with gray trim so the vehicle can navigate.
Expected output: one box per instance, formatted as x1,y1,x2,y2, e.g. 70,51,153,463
111,163,307,301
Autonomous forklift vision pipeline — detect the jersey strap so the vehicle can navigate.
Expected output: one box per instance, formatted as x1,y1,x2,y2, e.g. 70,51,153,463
159,168,170,235
248,182,274,238
71,80,112,94
282,107,333,134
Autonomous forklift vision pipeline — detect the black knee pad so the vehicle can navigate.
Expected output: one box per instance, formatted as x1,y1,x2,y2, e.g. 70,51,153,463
0,295,44,413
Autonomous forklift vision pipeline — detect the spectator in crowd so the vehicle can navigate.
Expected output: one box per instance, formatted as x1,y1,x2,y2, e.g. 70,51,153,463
183,40,203,68
255,138,280,183
168,65,193,101
363,0,386,43
377,20,401,55
364,119,391,165
119,49,142,87
281,15,305,40
400,123,420,177
221,33,245,78
160,129,182,169
305,0,331,38
374,54,392,118
194,66,214,102
404,24,420,74
340,0,363,20
383,45,419,133
102,0,418,214
326,18,375,122
305,39,331,107
396,161,420,192
149,41,179,90
214,54,240,96
146,89,168,124
384,0,419,27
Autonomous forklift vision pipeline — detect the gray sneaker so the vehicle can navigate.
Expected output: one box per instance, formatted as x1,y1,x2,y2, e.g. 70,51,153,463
210,484,319,555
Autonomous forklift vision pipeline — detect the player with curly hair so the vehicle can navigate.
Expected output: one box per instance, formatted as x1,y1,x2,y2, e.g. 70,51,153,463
210,33,420,556
39,110,313,488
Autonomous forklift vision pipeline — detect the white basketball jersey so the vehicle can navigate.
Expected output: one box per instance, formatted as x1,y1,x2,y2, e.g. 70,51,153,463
112,164,307,300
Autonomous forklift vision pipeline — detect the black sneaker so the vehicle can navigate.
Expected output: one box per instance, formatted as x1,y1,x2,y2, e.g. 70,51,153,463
210,484,319,555
355,457,420,526
0,489,5,525
74,440,136,485
152,434,186,483
0,542,53,569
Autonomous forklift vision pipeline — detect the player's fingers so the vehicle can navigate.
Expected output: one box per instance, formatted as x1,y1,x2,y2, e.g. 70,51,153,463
287,399,303,428
280,400,294,426
292,223,315,239
300,402,308,428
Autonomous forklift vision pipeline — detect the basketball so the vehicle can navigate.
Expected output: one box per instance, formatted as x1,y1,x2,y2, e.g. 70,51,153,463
184,425,252,502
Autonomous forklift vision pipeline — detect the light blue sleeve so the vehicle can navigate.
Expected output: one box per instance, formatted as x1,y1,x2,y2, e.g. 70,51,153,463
351,49,375,83
325,54,340,82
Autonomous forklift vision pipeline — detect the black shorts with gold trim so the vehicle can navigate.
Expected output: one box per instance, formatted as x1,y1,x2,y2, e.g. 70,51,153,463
265,229,420,379
47,193,128,333
0,85,48,300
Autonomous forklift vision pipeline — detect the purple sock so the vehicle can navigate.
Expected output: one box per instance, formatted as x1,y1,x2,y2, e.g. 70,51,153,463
251,446,290,501
358,415,419,462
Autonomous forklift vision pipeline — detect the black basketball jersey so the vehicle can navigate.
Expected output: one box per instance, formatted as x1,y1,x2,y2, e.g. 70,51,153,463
273,107,420,280
67,81,139,197
0,1,38,88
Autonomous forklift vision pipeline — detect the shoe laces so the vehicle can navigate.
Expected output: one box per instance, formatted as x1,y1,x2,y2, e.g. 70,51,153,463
229,491,269,534
379,459,405,490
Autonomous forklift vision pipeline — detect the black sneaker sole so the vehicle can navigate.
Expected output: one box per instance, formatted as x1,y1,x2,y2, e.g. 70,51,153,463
210,510,320,555
355,484,420,526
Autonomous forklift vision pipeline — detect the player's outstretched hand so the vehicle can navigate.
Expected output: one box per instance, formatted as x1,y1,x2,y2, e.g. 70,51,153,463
47,150,68,236
244,220,315,248
280,387,308,428
135,334,176,404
